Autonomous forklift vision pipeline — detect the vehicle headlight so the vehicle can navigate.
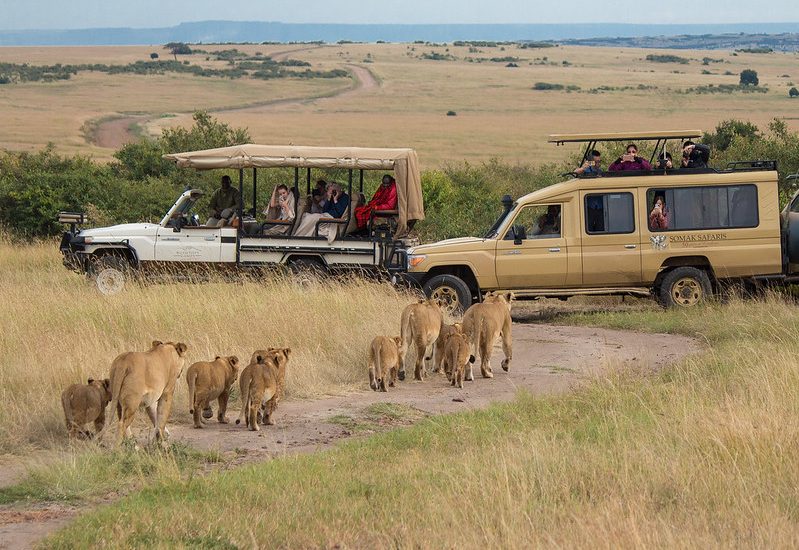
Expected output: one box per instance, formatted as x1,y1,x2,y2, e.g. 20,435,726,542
408,254,427,268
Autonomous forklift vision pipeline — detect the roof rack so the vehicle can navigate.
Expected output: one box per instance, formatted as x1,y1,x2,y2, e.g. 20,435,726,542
548,130,703,144
725,160,777,172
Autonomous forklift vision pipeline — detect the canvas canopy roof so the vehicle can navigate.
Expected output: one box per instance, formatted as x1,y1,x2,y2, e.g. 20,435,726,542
548,130,703,144
164,144,424,236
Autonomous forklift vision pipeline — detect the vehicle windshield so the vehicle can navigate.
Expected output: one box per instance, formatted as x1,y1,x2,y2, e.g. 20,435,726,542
484,200,517,239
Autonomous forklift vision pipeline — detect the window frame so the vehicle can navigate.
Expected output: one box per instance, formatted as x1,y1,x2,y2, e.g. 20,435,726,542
645,184,759,233
583,192,636,236
502,203,563,241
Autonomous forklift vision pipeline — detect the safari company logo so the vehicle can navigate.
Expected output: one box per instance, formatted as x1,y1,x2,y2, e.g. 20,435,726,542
650,235,667,250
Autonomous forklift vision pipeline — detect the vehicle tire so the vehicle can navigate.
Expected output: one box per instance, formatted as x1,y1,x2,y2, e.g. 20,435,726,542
90,254,132,295
657,267,713,308
422,274,474,315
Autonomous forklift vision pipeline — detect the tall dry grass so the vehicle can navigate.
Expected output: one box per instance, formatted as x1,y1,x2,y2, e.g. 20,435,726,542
45,294,799,548
0,237,413,453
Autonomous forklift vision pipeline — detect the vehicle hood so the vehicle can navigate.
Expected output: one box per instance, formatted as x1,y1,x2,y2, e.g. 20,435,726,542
79,223,159,239
409,237,491,254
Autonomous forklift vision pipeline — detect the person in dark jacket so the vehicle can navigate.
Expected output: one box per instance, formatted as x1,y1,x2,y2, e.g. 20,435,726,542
206,175,242,226
609,143,652,172
681,141,711,169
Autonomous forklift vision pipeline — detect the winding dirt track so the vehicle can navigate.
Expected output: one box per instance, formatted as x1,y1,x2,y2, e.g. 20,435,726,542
90,59,379,150
0,322,700,549
171,323,699,457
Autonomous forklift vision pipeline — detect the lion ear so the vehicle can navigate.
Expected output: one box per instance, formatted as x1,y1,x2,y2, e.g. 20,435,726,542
230,356,239,366
256,355,265,364
103,378,111,389
87,378,95,385
176,343,188,356
505,292,514,303
151,340,162,349
215,356,221,361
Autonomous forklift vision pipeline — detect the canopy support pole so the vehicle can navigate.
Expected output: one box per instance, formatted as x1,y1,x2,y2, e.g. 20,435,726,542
236,168,243,265
252,167,257,216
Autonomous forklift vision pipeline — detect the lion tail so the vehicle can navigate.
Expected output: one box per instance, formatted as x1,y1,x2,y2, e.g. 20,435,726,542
235,377,250,426
61,389,74,431
186,369,197,415
108,359,130,427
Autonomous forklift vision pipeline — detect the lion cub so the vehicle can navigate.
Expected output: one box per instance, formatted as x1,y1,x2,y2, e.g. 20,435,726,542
443,333,475,389
433,322,462,373
186,355,240,428
368,335,402,392
235,348,291,431
61,378,112,439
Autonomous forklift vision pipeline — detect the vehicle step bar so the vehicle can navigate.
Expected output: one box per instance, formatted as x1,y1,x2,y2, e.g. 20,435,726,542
505,287,652,299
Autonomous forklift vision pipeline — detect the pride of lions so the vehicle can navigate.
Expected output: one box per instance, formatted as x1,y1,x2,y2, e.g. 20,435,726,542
370,291,513,390
60,291,513,444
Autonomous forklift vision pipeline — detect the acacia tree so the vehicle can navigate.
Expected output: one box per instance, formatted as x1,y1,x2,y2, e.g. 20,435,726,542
740,69,759,86
164,42,192,61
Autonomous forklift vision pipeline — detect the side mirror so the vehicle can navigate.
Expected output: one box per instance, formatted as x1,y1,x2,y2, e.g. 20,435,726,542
512,224,526,245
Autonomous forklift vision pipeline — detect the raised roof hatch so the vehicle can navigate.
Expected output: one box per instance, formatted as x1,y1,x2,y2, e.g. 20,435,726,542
548,130,703,144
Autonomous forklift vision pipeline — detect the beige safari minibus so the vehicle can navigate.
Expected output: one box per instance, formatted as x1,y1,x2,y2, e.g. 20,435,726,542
400,130,790,309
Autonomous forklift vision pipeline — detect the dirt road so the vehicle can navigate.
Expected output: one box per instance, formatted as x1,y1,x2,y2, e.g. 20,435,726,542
171,323,699,458
90,61,379,150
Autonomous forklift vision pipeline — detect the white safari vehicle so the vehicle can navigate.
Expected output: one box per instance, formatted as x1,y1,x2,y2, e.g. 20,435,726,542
59,145,424,292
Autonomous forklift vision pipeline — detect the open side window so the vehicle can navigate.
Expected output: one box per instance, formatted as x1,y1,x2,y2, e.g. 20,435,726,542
584,193,635,235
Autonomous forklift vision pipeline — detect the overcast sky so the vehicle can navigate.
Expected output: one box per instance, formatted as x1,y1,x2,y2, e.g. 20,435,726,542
3,0,798,30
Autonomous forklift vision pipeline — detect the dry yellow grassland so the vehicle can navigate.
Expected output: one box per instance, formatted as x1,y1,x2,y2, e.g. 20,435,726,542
0,236,412,454
1,43,797,165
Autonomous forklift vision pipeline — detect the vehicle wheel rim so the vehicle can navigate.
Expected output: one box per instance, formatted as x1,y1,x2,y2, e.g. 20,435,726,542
431,285,460,313
672,277,702,306
96,268,125,295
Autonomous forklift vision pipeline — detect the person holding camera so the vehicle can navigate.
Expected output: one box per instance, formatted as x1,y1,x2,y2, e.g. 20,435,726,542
609,143,652,172
262,184,296,235
649,194,669,230
292,182,350,242
681,141,711,169
574,150,603,176
656,151,674,170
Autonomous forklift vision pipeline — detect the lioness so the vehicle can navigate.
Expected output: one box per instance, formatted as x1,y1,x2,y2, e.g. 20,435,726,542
109,340,188,445
235,348,291,431
443,333,475,389
368,335,402,392
461,292,513,380
398,298,443,381
186,355,239,429
61,378,112,439
433,322,462,373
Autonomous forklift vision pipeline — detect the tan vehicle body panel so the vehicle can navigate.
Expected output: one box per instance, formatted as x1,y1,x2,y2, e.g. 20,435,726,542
409,170,783,294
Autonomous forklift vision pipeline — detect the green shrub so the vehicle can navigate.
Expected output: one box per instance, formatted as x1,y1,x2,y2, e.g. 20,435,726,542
646,54,689,64
532,82,564,90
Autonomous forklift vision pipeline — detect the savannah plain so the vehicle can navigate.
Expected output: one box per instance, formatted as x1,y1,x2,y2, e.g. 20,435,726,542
1,40,799,548
1,41,798,164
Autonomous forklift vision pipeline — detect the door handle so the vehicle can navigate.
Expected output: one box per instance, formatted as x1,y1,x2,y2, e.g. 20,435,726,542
548,247,561,253
162,237,179,241
504,250,521,255
204,236,216,241
624,244,637,249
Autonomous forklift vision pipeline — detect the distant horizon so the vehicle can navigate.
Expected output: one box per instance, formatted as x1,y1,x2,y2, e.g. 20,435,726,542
4,20,799,33
2,20,799,48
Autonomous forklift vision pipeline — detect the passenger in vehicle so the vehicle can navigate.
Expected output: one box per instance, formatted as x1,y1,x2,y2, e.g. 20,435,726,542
311,180,329,214
681,141,711,169
649,194,670,230
609,144,652,172
206,175,242,227
574,150,603,176
532,205,561,236
293,182,350,242
355,174,398,230
262,184,296,235
656,152,673,170
586,196,605,232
